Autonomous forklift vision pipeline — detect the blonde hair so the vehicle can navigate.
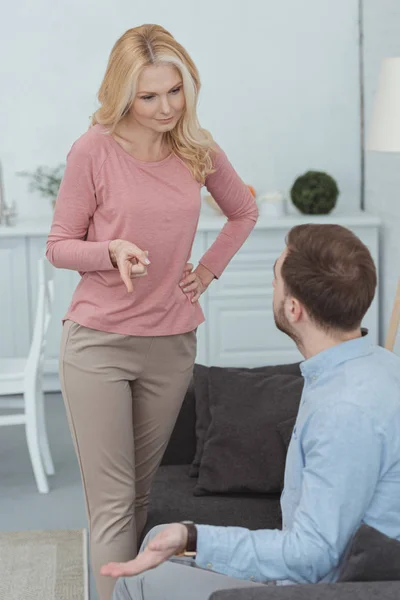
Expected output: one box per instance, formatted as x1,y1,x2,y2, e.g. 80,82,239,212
91,24,216,184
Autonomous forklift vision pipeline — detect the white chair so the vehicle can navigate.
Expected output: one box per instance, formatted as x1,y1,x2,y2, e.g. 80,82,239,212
0,258,55,493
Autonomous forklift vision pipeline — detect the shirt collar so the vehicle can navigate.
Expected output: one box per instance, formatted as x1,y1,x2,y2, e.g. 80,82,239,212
300,328,372,379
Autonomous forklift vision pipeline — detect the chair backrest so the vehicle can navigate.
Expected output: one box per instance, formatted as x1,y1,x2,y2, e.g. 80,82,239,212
385,278,400,354
25,259,55,385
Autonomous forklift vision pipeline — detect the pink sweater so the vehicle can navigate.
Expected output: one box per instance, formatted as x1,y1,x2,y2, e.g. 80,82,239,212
46,124,258,336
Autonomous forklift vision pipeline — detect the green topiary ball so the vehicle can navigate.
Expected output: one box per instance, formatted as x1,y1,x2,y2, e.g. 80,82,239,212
290,170,339,215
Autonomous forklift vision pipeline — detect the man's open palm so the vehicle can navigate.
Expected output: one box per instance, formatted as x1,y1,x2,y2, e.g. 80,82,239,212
100,524,187,578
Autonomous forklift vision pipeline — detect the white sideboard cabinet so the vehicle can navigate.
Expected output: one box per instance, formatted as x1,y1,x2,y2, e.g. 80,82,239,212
0,212,381,391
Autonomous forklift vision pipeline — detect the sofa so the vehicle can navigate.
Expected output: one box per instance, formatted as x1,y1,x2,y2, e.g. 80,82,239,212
210,582,400,600
143,365,400,599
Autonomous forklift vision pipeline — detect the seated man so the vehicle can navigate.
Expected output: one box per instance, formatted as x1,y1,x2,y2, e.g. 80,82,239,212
102,224,400,600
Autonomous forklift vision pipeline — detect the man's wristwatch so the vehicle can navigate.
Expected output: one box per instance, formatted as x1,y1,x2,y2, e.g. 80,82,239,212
179,521,197,557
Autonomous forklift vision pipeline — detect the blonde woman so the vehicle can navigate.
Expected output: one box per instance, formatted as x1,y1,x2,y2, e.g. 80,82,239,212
46,24,258,600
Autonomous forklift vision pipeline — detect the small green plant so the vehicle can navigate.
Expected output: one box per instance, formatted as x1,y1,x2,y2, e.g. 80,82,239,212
18,164,65,207
290,170,339,215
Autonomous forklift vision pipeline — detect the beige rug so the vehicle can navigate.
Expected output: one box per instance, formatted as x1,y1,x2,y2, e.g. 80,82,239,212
0,529,88,600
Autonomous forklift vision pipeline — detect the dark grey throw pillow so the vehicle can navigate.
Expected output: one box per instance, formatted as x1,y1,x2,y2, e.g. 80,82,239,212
189,362,301,478
277,416,297,450
194,369,304,495
338,524,400,582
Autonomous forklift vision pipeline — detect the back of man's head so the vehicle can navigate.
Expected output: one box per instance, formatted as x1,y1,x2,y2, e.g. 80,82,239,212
281,224,377,332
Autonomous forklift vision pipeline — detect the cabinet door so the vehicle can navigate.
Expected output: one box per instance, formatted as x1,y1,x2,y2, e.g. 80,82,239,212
0,237,30,357
206,228,300,366
208,296,302,366
206,224,380,366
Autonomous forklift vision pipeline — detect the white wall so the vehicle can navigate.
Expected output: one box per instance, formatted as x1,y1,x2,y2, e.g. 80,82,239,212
0,0,361,219
363,0,400,337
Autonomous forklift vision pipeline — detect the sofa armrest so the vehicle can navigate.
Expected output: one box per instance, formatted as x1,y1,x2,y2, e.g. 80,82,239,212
209,581,400,600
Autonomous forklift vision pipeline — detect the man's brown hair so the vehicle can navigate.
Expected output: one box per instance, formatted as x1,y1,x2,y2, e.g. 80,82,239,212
280,224,377,331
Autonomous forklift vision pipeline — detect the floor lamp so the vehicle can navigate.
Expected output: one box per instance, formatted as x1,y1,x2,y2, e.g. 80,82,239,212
366,57,400,352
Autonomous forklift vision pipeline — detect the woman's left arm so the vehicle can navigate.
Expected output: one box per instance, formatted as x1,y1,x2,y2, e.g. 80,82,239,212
180,146,258,302
199,146,258,279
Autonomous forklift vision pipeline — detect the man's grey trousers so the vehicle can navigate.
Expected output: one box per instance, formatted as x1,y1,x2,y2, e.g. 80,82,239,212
112,525,267,600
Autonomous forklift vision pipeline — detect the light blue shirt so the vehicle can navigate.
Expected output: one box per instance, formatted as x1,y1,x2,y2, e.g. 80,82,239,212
195,334,400,584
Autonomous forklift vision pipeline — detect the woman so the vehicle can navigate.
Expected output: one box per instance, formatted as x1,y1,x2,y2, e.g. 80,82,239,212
46,24,258,600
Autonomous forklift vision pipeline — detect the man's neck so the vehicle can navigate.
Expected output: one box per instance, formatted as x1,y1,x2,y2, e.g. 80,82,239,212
298,327,363,360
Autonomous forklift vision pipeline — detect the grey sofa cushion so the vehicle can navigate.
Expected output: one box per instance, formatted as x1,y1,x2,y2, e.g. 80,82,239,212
209,582,400,600
194,370,303,495
143,465,282,541
190,363,302,477
338,524,400,582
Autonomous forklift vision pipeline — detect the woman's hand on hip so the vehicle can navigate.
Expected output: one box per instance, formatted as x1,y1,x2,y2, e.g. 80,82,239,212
180,263,214,303
109,239,151,293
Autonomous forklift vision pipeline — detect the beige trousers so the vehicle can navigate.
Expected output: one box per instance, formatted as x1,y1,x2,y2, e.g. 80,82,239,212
59,320,197,600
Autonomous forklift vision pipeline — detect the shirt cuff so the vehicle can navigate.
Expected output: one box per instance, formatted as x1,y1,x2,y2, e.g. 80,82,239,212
99,240,115,270
195,525,258,581
195,525,236,573
198,257,223,280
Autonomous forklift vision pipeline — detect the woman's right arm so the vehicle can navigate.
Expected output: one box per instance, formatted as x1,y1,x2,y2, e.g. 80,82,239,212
46,142,114,272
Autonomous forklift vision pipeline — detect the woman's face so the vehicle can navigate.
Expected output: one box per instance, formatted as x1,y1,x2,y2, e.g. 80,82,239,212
130,64,185,133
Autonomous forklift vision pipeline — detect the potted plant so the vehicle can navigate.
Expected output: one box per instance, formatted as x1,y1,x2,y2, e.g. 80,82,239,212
290,170,339,215
18,164,65,209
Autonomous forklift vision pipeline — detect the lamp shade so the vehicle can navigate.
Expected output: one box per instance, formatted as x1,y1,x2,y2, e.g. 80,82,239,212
367,57,400,152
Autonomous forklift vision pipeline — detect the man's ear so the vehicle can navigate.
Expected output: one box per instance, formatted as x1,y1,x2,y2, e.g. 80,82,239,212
288,297,302,323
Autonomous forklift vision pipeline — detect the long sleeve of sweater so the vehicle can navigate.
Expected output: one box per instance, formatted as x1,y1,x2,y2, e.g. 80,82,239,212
199,147,259,278
46,141,113,272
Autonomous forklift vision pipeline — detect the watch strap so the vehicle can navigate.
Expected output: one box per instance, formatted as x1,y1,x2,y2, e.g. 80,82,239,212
181,521,197,554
